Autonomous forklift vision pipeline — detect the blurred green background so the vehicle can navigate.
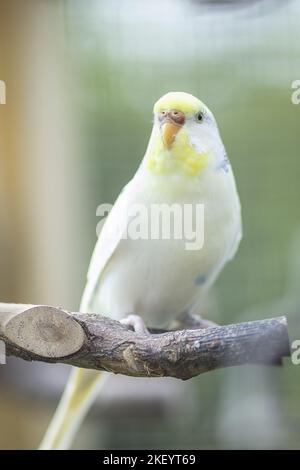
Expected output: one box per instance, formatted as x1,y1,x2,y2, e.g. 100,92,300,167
0,0,300,449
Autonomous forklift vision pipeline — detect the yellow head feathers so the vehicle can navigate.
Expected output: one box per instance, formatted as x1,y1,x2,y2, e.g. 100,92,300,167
153,91,206,115
145,91,211,177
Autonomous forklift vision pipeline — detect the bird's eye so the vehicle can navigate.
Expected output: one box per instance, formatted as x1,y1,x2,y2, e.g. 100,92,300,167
196,111,204,122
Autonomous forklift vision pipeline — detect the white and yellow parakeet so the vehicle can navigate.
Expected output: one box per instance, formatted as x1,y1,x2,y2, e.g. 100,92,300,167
39,91,242,450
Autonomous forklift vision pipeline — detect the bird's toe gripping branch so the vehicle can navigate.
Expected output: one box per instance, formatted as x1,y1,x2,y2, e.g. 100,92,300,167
120,314,151,336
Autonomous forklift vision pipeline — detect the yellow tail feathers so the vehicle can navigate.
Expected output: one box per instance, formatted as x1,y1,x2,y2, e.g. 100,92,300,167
38,367,107,450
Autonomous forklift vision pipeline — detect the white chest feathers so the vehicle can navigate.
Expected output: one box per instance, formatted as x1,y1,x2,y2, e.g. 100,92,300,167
83,165,241,328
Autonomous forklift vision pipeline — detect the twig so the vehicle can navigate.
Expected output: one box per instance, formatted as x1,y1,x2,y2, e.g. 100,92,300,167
0,303,290,380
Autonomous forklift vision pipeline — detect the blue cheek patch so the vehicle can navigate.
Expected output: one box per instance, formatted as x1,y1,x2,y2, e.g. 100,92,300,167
194,274,207,286
217,153,230,173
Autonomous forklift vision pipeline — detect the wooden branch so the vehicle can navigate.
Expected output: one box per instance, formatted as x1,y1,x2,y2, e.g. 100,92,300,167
0,303,290,380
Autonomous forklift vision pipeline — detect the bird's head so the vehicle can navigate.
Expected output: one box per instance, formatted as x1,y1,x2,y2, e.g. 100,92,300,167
144,91,225,177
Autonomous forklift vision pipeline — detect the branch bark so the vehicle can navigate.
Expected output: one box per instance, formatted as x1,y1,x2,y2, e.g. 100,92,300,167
0,303,291,380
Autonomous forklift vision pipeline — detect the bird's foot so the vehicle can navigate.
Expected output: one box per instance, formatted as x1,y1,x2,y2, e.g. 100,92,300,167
120,314,150,335
169,312,218,331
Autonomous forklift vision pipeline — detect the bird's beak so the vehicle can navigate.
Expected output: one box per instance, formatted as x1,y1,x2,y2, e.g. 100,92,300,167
159,109,185,149
161,122,182,149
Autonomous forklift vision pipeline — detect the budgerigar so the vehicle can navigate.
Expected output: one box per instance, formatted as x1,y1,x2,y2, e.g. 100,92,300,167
39,91,242,450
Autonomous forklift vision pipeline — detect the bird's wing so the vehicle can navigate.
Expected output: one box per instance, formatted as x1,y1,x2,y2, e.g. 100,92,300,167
189,208,242,316
226,219,243,262
80,179,135,311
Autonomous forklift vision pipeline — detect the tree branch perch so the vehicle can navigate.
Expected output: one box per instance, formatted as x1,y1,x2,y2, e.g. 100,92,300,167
0,303,291,380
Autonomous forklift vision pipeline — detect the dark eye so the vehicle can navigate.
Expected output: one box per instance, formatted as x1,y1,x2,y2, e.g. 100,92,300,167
196,111,204,122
